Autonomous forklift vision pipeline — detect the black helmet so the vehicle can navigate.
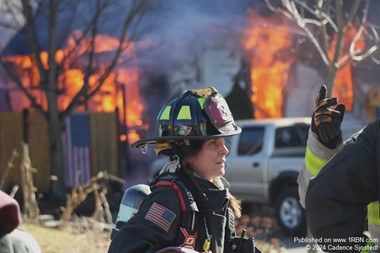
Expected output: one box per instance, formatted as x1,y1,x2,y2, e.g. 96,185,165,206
132,86,241,150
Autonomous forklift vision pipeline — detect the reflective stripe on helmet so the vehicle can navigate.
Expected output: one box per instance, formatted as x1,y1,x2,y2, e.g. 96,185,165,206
160,106,171,120
367,202,380,226
197,97,205,109
305,146,329,176
177,106,191,120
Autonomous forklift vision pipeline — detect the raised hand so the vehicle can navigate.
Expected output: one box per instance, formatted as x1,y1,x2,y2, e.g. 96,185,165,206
311,85,345,149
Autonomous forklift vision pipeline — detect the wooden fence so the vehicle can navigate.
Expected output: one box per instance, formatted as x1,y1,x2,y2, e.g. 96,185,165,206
0,111,120,193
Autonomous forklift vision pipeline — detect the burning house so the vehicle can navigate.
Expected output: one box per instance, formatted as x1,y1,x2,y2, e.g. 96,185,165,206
0,0,378,190
149,1,371,138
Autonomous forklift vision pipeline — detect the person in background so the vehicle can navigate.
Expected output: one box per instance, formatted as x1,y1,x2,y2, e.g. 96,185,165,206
298,85,380,252
0,190,41,253
108,87,261,253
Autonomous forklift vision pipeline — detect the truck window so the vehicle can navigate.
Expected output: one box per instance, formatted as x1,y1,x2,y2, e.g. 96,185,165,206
237,126,265,155
275,125,308,148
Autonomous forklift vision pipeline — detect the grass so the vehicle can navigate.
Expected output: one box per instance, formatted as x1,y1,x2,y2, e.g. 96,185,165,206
20,223,283,253
20,223,112,253
19,206,285,253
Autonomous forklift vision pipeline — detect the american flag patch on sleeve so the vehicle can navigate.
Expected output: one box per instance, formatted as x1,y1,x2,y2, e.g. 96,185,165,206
145,202,176,232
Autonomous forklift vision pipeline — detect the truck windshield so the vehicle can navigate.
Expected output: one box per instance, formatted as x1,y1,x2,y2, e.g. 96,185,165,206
237,126,265,155
275,125,309,148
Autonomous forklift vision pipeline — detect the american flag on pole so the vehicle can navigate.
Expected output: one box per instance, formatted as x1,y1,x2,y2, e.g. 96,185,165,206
63,113,92,187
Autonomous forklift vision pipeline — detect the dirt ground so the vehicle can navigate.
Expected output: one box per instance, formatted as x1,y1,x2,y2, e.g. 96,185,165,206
237,203,299,250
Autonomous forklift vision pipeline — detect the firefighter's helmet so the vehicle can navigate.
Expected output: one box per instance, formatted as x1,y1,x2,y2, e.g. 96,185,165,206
132,87,241,151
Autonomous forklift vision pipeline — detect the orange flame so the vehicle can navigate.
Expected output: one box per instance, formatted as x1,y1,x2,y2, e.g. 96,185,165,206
241,11,296,118
3,30,145,143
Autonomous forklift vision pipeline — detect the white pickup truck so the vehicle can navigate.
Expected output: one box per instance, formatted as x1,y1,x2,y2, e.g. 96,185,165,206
224,117,310,236
149,117,310,236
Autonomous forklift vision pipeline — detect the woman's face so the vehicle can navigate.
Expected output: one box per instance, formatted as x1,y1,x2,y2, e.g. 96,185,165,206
186,138,229,181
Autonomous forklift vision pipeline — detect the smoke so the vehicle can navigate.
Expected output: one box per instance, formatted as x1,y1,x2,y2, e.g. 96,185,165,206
136,0,255,73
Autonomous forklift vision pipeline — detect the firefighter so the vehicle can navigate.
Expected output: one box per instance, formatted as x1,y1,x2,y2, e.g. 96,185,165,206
298,85,380,252
108,87,261,253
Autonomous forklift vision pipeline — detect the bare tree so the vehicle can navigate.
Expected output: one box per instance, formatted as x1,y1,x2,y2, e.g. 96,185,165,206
0,0,152,197
265,0,380,95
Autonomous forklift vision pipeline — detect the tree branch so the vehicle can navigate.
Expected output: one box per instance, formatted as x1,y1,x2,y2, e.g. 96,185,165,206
62,0,149,118
349,0,379,62
0,60,45,115
21,0,47,89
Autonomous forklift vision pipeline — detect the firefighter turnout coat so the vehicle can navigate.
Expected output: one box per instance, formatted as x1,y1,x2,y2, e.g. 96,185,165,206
298,120,380,252
108,170,238,253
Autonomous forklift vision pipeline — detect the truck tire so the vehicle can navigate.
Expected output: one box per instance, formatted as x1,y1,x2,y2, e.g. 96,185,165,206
275,186,306,236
